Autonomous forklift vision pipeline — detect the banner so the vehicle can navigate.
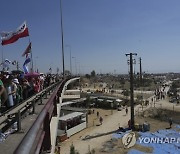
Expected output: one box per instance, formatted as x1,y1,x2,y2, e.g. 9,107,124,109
1,21,29,45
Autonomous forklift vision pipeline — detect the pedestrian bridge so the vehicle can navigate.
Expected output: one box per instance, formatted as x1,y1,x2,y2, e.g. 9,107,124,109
0,77,80,154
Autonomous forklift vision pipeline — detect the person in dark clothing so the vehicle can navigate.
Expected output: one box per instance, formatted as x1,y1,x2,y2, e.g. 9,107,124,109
169,118,173,128
99,116,103,125
22,79,31,100
125,107,128,115
0,77,7,112
97,111,99,117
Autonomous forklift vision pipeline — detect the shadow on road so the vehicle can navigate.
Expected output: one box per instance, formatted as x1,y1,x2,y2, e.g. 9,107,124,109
82,129,119,141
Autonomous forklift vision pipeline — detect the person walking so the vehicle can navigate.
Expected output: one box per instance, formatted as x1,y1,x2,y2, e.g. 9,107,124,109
97,111,99,118
169,118,173,128
99,116,103,125
125,107,128,115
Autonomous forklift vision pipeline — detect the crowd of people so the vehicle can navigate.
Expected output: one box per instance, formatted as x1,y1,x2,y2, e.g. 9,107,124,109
0,72,60,114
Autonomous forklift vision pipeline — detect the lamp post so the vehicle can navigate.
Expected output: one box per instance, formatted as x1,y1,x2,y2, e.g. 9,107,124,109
72,57,77,75
60,0,65,78
65,45,72,75
34,56,38,72
76,62,81,75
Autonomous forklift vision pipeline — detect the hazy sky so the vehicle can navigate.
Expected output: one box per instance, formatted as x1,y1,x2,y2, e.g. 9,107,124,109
1,0,180,74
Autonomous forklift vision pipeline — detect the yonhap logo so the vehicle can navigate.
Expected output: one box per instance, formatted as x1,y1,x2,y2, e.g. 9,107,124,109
122,132,136,148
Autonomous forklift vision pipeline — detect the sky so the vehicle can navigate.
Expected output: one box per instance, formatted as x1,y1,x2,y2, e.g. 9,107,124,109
1,0,180,74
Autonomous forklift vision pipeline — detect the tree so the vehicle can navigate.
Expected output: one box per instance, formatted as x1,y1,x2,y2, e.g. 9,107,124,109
85,74,90,79
70,144,79,154
122,89,130,97
70,144,75,154
136,94,143,100
91,70,96,77
65,70,71,76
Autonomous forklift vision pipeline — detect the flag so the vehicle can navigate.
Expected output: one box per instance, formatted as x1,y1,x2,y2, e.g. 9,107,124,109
1,59,11,70
23,57,31,66
23,56,31,74
23,65,29,74
1,21,29,45
22,42,31,57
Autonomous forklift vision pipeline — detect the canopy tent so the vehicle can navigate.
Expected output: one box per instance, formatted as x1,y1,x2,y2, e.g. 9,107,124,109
24,72,40,78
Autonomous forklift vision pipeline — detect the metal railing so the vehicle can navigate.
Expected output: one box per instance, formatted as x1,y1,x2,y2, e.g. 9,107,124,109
14,79,67,154
0,81,61,132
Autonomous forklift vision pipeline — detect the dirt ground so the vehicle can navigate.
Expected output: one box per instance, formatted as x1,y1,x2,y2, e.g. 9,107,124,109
93,116,178,154
59,108,119,153
59,106,179,154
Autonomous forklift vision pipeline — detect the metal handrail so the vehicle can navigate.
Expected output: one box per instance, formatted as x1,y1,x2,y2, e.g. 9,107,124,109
0,81,60,127
14,79,66,154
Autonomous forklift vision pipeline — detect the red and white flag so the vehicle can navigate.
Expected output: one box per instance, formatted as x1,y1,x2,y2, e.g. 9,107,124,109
22,42,31,57
1,21,29,45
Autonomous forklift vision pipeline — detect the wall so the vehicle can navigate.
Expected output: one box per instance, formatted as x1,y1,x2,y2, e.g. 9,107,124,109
66,122,86,137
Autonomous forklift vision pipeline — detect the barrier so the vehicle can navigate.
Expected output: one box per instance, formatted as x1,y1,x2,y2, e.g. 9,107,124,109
0,81,60,132
14,79,67,154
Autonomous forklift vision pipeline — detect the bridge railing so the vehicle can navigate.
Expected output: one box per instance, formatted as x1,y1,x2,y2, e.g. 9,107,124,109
0,81,61,133
14,79,67,154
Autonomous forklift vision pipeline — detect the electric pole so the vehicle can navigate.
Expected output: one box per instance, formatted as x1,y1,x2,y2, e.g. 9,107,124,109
139,57,142,83
126,53,137,130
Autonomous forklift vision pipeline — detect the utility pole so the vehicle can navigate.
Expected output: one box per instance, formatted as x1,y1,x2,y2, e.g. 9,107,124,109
60,0,65,78
70,48,72,75
139,57,142,83
126,53,137,130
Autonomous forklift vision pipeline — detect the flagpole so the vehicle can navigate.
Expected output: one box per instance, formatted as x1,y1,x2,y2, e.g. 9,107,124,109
1,45,4,71
28,37,33,72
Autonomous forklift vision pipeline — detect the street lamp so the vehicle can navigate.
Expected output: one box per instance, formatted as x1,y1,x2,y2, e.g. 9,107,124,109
34,56,38,72
72,57,77,75
76,62,81,75
65,45,72,75
60,0,65,78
